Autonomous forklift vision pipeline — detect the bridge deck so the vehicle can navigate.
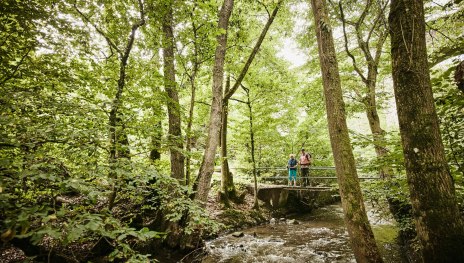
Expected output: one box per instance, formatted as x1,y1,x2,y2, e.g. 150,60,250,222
282,186,333,191
262,176,380,180
256,184,333,191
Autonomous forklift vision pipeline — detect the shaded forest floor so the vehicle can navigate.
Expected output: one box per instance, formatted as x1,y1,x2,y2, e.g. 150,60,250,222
206,186,271,230
160,186,272,262
0,184,271,263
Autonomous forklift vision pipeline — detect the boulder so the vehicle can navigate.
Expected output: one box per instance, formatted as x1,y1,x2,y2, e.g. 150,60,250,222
287,219,299,225
231,232,244,238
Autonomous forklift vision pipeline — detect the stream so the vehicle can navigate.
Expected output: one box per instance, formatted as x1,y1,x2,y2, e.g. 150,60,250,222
201,204,406,263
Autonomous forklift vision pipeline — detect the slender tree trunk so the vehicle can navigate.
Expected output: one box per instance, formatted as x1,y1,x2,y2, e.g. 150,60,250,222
162,3,185,183
194,0,234,205
117,115,131,159
220,75,235,206
338,0,392,179
149,87,163,163
218,2,281,205
389,0,464,261
185,73,196,186
108,60,131,210
185,13,201,186
364,81,391,179
105,5,145,210
310,0,384,261
244,86,259,210
150,119,162,162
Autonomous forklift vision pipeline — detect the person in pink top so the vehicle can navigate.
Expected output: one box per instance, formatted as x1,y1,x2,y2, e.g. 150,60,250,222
299,148,312,186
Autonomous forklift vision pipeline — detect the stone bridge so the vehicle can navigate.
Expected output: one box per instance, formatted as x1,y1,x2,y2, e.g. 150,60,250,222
247,184,340,214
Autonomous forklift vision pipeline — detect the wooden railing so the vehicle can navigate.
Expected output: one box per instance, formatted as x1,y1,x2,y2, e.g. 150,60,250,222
216,166,382,184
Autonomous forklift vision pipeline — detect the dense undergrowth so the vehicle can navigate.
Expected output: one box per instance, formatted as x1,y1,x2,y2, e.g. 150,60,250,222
0,161,225,262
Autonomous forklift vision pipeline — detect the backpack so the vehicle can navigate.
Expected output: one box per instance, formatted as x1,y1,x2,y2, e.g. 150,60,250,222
300,153,311,165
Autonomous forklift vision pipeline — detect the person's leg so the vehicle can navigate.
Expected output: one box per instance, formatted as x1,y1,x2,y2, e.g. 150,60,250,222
289,170,296,186
300,169,304,186
294,170,297,186
293,170,297,186
308,167,311,186
288,169,292,186
301,168,308,186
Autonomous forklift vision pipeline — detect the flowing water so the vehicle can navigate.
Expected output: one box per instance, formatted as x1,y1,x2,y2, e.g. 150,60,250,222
201,204,406,263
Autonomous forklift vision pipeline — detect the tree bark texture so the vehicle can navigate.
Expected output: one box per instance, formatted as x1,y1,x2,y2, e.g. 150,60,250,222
455,61,464,94
310,0,384,261
389,0,464,261
150,118,162,162
194,0,234,205
365,82,391,178
162,3,185,183
220,75,235,206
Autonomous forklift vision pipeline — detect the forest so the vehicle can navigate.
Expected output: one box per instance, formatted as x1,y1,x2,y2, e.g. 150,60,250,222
1,0,464,262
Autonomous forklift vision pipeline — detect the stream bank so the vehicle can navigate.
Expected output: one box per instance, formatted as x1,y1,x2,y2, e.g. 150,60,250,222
201,203,407,263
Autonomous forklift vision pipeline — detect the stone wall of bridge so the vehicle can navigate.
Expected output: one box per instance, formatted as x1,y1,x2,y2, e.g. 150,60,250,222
248,185,340,215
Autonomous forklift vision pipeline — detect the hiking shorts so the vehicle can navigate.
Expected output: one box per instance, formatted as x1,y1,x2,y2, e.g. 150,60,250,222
288,169,297,180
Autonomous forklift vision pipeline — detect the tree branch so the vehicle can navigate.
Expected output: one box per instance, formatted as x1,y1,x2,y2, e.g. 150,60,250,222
73,3,121,55
373,0,389,65
425,22,456,43
121,0,146,67
339,1,367,83
223,0,283,101
429,39,464,68
229,98,247,104
0,47,32,86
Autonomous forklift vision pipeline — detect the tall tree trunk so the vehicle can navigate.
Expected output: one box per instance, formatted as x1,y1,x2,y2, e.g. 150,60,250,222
149,87,163,163
310,0,384,261
243,86,259,210
389,0,464,261
185,11,201,186
220,75,235,206
185,73,196,186
75,1,146,210
162,2,185,184
108,43,138,209
194,0,234,205
116,115,131,160
338,0,392,179
218,1,281,205
364,81,391,178
150,119,162,161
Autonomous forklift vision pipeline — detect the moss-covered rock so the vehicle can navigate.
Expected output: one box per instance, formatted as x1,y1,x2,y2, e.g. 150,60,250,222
217,208,269,230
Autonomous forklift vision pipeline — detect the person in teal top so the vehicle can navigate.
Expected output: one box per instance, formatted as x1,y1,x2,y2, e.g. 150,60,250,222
287,154,298,186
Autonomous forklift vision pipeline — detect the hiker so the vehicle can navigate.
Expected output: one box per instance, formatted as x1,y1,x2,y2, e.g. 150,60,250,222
299,149,312,186
287,154,298,186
